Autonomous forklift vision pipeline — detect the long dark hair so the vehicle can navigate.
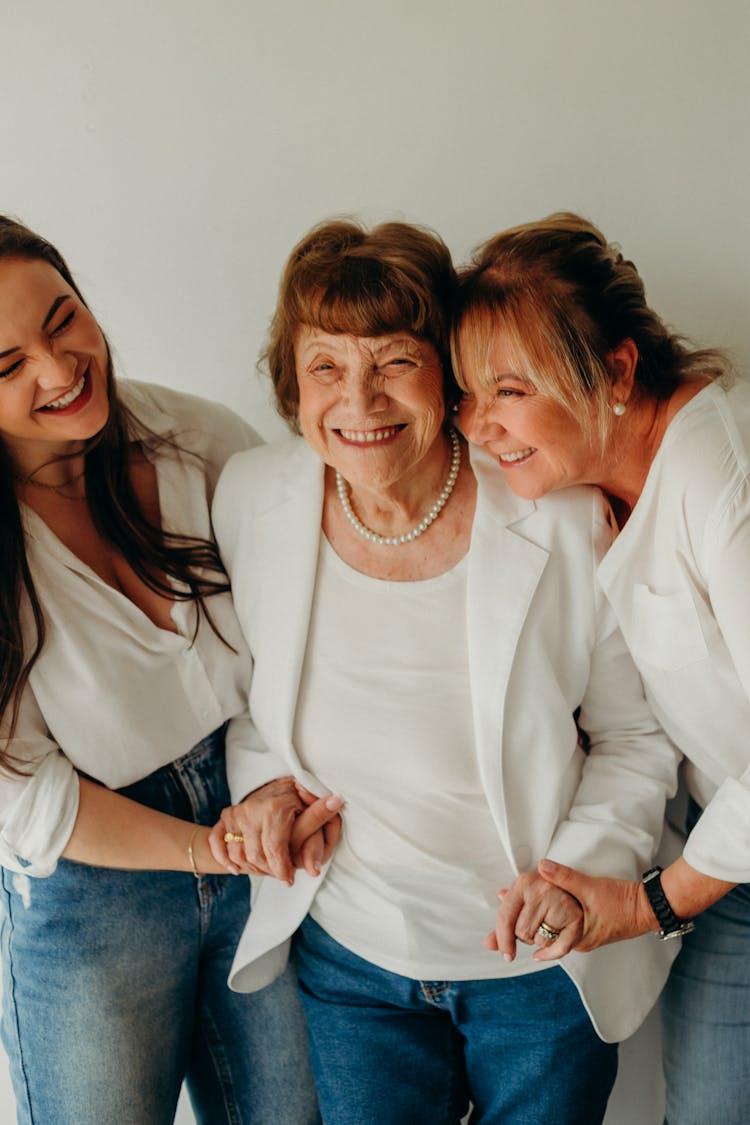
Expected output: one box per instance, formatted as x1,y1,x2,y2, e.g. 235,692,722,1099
0,216,231,771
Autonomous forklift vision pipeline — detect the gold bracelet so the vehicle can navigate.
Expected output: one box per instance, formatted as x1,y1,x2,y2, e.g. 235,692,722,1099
187,826,202,878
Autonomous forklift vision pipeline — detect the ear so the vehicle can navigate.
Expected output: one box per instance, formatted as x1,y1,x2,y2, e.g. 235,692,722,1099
608,338,638,403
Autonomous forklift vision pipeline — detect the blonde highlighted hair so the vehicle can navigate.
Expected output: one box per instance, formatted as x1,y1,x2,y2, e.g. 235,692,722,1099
453,212,729,445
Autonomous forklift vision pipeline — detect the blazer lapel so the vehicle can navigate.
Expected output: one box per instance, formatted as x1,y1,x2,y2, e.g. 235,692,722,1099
251,443,325,767
467,447,551,864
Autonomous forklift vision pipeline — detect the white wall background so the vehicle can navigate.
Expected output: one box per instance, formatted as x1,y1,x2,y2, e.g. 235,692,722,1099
1,1,748,1121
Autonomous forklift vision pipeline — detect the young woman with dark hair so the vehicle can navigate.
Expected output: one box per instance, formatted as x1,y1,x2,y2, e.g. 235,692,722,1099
0,216,333,1125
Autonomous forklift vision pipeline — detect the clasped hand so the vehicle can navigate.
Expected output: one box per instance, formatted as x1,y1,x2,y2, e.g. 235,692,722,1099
489,861,652,961
208,777,343,884
486,871,584,962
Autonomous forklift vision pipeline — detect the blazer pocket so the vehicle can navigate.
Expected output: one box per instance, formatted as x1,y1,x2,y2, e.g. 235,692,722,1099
629,584,708,670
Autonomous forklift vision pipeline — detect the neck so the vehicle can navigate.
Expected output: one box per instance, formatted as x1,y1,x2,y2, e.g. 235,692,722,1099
342,430,456,532
597,381,709,518
10,447,88,504
7,439,87,489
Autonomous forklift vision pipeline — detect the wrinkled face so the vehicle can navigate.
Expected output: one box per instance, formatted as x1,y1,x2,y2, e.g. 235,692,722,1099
294,326,446,492
457,328,601,498
0,257,110,466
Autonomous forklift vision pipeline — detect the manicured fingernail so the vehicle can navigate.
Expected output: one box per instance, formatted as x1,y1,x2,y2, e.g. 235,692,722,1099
539,859,556,873
325,795,343,810
503,954,512,963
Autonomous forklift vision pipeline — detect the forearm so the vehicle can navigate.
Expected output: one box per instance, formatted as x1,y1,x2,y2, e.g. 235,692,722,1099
535,851,738,957
62,777,224,874
660,856,736,921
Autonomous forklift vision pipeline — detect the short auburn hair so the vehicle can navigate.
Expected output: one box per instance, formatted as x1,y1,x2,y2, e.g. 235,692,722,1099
263,219,458,429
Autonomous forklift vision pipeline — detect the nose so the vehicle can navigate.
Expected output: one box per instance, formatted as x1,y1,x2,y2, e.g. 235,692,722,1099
35,350,77,390
458,394,501,446
340,371,388,414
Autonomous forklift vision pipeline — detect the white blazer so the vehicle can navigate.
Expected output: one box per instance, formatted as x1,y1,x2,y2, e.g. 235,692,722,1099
214,437,680,1043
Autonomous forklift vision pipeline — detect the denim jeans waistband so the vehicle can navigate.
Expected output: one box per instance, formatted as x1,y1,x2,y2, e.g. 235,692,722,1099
115,723,229,825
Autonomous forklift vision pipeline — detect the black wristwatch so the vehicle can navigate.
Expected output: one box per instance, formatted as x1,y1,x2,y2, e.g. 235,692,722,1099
642,866,696,941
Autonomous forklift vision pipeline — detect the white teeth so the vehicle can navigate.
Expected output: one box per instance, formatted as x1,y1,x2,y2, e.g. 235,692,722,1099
499,447,535,463
339,427,399,443
44,373,86,410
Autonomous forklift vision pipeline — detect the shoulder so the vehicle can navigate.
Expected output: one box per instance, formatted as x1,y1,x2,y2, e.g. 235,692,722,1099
530,485,614,574
215,435,313,504
472,446,611,556
117,379,263,466
657,380,750,517
212,436,318,555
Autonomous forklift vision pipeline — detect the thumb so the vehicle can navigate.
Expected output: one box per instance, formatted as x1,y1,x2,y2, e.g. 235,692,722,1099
291,795,343,850
537,858,587,895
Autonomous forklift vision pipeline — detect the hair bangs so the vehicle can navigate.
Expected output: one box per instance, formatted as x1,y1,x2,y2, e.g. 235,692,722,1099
300,257,429,342
452,300,502,393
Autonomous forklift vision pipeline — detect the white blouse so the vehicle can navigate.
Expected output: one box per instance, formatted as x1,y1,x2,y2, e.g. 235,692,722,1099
597,379,750,882
0,380,261,877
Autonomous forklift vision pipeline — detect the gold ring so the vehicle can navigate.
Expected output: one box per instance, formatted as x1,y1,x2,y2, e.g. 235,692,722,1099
537,921,561,941
223,832,244,844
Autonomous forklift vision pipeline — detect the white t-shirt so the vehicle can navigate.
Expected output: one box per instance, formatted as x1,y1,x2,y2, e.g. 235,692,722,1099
295,538,547,980
0,379,261,876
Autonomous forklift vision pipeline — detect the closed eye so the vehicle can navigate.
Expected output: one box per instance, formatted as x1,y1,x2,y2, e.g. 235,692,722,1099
50,310,75,336
380,357,415,372
305,362,339,384
0,358,23,379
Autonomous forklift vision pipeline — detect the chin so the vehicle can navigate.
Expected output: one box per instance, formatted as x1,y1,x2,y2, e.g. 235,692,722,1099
500,474,551,501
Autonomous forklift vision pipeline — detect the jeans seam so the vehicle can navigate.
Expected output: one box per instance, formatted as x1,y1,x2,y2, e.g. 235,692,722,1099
173,724,228,822
1,870,36,1125
445,1033,465,1125
168,732,223,942
193,1001,241,1125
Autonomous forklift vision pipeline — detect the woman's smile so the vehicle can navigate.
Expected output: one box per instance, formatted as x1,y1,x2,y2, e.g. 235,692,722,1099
497,446,536,465
335,425,405,445
36,368,92,413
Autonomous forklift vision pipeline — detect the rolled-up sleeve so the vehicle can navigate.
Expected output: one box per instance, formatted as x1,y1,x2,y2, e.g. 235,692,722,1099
0,689,80,876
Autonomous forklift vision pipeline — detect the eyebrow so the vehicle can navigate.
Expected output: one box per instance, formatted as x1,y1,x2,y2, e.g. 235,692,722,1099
492,371,531,382
41,295,71,330
0,295,72,359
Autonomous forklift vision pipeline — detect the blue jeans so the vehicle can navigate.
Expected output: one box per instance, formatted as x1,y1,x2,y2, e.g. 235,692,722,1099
293,916,618,1125
0,729,319,1125
662,799,750,1125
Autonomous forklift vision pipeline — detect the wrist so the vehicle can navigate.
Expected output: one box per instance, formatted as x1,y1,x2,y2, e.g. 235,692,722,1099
641,865,696,940
635,880,661,934
188,826,223,877
187,825,202,877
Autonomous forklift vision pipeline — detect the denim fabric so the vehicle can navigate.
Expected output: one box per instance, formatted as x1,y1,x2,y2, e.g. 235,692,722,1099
662,798,750,1125
293,916,618,1125
0,729,319,1125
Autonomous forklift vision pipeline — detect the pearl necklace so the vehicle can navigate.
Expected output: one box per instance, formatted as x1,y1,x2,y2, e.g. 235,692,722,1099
335,428,461,546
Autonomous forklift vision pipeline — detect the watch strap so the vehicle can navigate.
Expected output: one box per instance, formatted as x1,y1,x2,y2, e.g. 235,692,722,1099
642,866,696,941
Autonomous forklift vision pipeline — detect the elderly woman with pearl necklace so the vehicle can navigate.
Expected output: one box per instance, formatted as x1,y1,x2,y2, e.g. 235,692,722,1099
209,218,680,1125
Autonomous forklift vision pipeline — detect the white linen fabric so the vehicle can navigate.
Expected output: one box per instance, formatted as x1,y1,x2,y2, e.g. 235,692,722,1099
215,436,680,1043
0,379,261,876
297,539,537,980
597,379,750,884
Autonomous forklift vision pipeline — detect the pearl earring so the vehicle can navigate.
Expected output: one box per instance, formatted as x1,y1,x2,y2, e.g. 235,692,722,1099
613,402,627,417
